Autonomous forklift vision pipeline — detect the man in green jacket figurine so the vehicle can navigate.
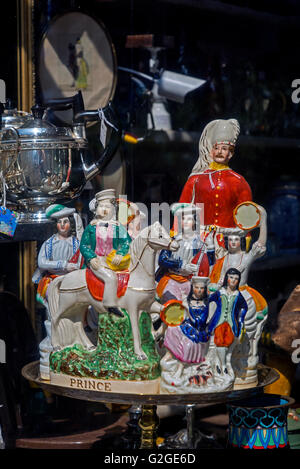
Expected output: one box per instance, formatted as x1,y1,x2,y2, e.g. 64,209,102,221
80,189,132,316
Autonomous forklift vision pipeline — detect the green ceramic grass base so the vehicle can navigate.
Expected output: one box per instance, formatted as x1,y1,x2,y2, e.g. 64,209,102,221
50,310,160,381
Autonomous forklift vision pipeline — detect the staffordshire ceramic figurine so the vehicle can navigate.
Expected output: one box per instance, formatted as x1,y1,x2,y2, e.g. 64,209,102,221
160,276,214,393
177,119,252,258
210,203,268,387
32,204,83,380
46,189,179,392
160,270,248,394
178,119,252,228
80,189,132,317
206,268,248,381
159,118,269,394
156,203,215,304
40,116,269,397
83,197,146,344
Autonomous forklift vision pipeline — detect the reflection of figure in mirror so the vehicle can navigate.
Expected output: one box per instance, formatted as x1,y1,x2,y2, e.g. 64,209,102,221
68,37,89,90
41,170,63,193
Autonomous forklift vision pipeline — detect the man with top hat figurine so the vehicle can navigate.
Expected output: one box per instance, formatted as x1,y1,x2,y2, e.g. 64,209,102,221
178,119,252,254
79,188,132,316
32,204,83,379
156,202,215,304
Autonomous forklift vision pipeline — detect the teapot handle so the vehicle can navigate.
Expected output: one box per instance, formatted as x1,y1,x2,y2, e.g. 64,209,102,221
43,94,121,179
75,102,122,180
43,91,85,122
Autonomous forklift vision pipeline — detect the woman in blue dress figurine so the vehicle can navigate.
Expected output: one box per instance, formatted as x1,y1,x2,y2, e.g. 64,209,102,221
162,277,215,378
180,276,211,345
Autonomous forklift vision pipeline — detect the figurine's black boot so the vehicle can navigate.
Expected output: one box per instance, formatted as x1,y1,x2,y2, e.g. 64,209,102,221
107,306,124,317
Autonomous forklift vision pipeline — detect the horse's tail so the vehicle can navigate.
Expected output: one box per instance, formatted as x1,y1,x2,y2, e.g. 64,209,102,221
48,275,64,323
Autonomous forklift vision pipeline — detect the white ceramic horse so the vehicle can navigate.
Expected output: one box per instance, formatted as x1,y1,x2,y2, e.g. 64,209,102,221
48,222,178,360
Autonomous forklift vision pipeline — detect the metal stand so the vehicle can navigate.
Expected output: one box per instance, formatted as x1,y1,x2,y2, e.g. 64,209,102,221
138,405,160,449
159,404,223,449
120,405,142,449
21,362,279,450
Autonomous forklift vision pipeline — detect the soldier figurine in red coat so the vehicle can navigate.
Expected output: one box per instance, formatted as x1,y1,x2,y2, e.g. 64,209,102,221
178,119,252,253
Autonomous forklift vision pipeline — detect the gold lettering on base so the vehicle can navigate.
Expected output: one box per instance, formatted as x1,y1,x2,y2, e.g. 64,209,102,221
69,377,112,392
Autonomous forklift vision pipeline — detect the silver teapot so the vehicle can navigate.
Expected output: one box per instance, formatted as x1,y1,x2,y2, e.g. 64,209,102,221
0,93,121,223
0,101,34,129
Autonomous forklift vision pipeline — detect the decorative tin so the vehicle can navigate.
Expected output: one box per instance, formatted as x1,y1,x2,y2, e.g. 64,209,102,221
227,394,294,449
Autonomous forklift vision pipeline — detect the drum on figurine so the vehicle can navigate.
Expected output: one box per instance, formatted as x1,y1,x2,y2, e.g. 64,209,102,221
233,201,261,231
160,300,185,327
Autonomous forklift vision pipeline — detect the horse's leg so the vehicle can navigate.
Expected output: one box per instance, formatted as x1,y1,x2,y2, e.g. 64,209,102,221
51,300,66,351
71,300,96,351
127,306,147,361
51,290,95,351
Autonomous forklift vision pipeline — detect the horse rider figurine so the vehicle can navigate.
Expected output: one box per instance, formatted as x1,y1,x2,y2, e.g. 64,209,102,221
79,188,132,317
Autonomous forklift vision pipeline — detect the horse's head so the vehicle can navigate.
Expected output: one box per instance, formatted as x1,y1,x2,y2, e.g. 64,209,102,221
147,221,179,252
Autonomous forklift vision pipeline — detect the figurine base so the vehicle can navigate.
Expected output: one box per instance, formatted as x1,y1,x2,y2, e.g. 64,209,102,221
49,372,161,394
233,378,258,390
48,372,258,393
22,362,280,405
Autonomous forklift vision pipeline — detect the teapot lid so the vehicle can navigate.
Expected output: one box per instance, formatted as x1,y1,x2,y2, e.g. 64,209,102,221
1,104,74,141
1,99,34,129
